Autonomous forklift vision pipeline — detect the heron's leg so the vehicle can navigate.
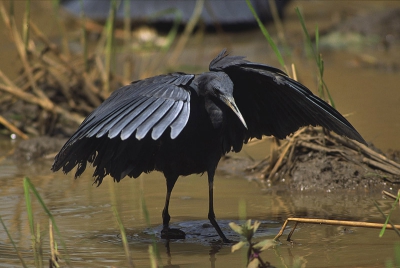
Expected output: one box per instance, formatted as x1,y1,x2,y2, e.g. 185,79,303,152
161,174,185,239
162,175,177,228
207,169,230,243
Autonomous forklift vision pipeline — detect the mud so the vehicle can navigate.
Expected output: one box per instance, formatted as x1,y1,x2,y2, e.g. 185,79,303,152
219,139,399,192
13,136,67,161
220,155,395,192
288,151,391,191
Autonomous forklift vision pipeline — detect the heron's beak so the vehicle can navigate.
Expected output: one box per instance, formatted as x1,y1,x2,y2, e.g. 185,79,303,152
220,95,248,129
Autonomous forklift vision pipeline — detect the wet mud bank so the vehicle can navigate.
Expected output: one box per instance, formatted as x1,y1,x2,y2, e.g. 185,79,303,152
220,152,397,193
219,129,400,193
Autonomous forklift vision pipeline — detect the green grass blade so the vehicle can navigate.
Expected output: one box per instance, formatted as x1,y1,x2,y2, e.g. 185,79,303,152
141,192,151,226
376,193,400,237
160,8,182,52
245,0,286,70
295,7,317,64
23,177,34,235
315,24,319,56
8,0,14,17
0,215,28,268
295,7,336,108
23,177,39,266
23,177,71,265
51,0,70,57
22,0,30,50
36,223,43,267
141,192,162,266
148,245,158,268
108,180,134,267
122,0,132,81
79,0,88,72
147,8,182,52
123,0,131,39
112,206,134,267
395,242,400,267
104,0,118,94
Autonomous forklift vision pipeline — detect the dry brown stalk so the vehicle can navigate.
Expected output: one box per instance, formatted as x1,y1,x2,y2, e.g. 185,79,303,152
0,71,53,110
0,69,83,125
331,132,400,170
265,127,307,181
19,69,46,92
0,3,49,102
49,219,59,268
167,0,205,65
363,158,400,176
274,217,400,241
0,1,138,137
46,67,77,108
29,21,73,72
251,126,400,184
0,115,28,140
382,190,400,207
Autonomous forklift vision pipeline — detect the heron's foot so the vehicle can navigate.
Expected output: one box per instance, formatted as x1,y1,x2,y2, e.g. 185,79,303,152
221,237,233,244
161,227,186,240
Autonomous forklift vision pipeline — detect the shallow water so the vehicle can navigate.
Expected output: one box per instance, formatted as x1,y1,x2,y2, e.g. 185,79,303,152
1,1,400,267
0,138,399,267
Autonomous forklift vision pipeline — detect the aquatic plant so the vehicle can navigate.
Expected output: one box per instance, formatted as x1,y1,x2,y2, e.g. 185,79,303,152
230,220,276,268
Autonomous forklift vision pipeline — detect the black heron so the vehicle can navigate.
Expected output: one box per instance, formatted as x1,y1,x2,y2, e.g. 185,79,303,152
52,49,366,242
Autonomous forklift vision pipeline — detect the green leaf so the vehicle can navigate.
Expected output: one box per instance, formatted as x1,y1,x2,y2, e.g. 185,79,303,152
252,220,261,234
231,241,246,253
253,239,276,251
247,258,260,268
243,220,254,240
246,219,251,228
229,222,243,235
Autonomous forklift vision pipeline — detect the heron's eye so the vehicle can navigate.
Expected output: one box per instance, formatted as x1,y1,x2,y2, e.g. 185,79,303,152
212,86,219,95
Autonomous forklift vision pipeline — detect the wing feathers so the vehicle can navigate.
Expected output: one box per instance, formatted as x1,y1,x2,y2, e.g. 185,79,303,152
94,96,147,138
213,55,366,144
120,98,164,140
95,74,193,141
109,97,156,139
135,99,175,140
151,101,184,140
65,73,193,145
170,100,190,139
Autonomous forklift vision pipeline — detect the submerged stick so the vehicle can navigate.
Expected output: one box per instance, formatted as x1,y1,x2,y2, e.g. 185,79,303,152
382,190,400,202
274,217,400,241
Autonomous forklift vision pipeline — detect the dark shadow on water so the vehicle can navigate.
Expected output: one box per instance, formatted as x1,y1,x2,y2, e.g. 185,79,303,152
140,219,281,245
105,219,282,267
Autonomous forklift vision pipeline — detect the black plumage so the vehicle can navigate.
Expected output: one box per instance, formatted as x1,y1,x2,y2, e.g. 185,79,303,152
52,49,366,242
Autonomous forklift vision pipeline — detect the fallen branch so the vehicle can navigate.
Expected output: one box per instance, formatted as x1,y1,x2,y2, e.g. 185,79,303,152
274,217,400,242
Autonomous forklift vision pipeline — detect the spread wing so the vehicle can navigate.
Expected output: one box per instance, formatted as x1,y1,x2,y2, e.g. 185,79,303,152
52,73,194,174
210,49,366,144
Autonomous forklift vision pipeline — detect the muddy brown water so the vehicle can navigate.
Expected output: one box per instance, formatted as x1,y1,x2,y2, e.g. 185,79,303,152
1,1,400,267
0,140,399,267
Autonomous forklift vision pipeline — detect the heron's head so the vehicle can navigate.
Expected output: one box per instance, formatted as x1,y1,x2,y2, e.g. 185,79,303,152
198,72,247,129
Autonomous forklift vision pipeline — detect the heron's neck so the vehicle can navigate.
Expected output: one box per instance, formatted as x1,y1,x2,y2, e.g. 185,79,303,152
204,97,224,129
